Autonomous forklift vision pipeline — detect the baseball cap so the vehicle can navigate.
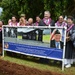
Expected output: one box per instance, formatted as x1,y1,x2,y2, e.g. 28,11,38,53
20,14,25,17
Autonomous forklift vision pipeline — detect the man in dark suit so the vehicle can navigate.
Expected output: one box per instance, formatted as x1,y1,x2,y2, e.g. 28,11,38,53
38,11,55,43
50,30,63,64
39,11,55,26
50,30,63,49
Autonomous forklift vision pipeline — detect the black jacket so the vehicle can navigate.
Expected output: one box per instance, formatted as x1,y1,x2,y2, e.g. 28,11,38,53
39,20,55,26
39,19,55,32
69,25,75,47
50,40,63,49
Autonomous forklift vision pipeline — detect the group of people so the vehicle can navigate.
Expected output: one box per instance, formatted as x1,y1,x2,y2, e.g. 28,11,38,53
8,14,39,26
0,10,75,68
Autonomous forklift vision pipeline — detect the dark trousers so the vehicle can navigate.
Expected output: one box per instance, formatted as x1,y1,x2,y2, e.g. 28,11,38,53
0,43,2,55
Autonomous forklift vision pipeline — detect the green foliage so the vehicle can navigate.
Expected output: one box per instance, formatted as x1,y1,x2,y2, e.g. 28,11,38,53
43,0,67,20
65,0,75,16
0,0,74,24
0,0,44,24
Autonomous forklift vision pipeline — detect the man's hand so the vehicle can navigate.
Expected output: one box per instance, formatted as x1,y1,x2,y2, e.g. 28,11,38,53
66,37,70,42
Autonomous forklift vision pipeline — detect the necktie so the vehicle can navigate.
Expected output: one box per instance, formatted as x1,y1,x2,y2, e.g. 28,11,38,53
46,20,48,23
57,42,59,49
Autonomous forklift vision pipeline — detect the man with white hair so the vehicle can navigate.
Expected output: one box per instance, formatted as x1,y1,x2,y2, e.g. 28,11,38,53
39,11,55,63
39,11,55,26
27,18,34,26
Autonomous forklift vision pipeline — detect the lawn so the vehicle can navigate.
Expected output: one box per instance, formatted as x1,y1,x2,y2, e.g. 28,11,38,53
43,34,50,43
17,34,50,43
2,53,75,75
3,35,75,75
17,36,22,39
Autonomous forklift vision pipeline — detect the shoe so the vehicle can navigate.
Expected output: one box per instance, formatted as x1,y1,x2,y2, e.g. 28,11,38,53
65,64,71,68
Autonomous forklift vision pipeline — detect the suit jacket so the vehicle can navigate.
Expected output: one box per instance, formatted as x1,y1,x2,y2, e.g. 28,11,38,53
39,19,55,26
39,20,55,32
50,40,63,49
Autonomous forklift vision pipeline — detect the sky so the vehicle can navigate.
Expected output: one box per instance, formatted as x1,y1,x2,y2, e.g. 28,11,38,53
0,7,3,15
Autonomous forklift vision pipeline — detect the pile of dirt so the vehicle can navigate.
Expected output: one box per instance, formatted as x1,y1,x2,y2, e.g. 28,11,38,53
0,59,64,75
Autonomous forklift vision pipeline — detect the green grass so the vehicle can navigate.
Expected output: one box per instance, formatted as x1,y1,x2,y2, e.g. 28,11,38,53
43,35,50,43
17,36,22,39
2,53,75,75
5,35,75,75
17,35,50,43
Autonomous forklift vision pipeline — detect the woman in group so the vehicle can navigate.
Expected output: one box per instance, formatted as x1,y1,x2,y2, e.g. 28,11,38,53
65,16,75,68
18,17,26,26
8,16,18,26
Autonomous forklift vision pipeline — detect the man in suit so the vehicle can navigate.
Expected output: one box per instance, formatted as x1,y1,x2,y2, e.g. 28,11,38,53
50,30,63,64
39,11,55,26
38,11,55,43
50,30,63,49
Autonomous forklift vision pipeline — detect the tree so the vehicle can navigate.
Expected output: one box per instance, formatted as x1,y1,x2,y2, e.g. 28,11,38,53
1,0,74,24
0,0,44,24
65,0,75,17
